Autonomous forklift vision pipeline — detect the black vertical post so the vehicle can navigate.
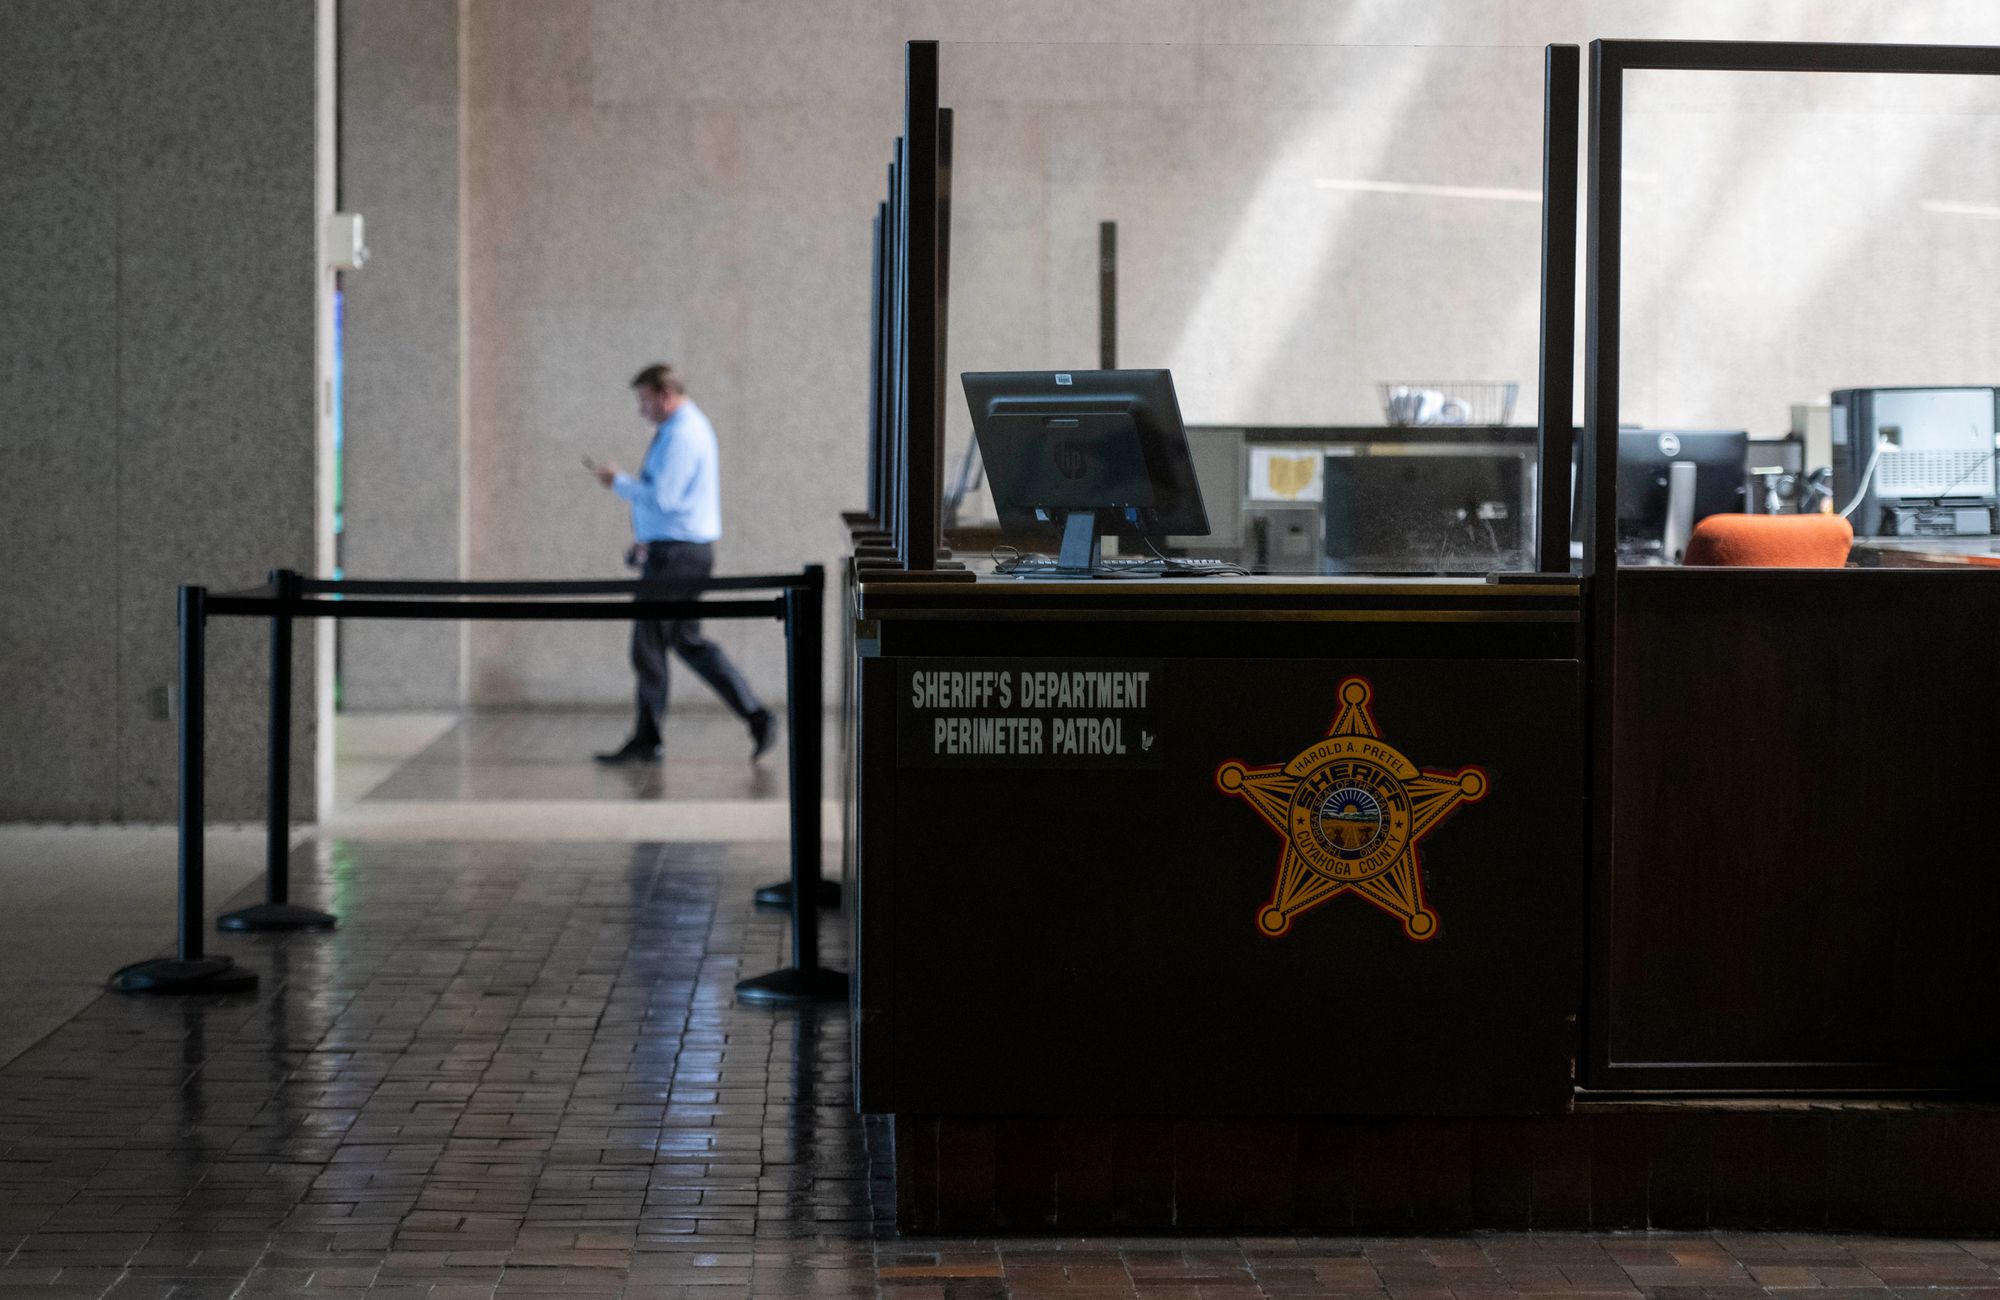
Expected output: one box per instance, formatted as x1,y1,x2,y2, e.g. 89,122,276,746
1585,40,1623,586
269,572,291,897
881,149,906,552
933,106,954,530
1537,45,1580,574
853,191,897,546
738,567,846,1005
868,45,971,583
865,205,887,525
1099,221,1118,370
852,159,900,556
181,585,206,961
753,571,841,910
111,586,256,992
1582,38,1625,1086
789,575,824,969
900,41,940,572
891,151,904,536
221,569,335,932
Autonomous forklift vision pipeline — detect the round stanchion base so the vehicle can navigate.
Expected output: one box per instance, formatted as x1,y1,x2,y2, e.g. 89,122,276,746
735,966,850,1006
217,903,337,932
109,956,258,995
752,879,843,910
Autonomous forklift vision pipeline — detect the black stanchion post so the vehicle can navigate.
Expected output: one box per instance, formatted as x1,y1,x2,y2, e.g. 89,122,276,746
738,565,847,1005
755,569,841,912
791,571,824,969
111,586,256,993
221,569,335,932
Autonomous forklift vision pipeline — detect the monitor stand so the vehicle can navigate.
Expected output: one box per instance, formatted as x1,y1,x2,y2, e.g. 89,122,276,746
1662,461,1697,563
1055,510,1104,573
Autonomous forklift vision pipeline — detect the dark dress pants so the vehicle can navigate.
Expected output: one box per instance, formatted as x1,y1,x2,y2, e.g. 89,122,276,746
630,540,764,745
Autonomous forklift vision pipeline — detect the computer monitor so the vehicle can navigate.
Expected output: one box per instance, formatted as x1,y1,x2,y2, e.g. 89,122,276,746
961,369,1208,571
1831,387,1998,537
1615,429,1748,557
1321,454,1527,574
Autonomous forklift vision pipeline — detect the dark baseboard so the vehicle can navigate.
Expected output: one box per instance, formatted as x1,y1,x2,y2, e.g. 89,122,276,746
892,1100,2000,1233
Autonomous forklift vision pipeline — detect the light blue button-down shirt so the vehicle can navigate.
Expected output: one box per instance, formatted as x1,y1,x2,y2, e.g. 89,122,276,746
612,399,722,543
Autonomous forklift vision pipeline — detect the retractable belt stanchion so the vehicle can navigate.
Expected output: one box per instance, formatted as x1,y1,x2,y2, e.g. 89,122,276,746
737,566,847,1005
221,569,335,932
753,568,844,906
111,586,258,994
111,568,841,1003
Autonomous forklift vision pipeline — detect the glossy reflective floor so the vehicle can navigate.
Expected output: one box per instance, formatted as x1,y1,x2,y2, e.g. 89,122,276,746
323,712,838,844
0,839,884,1298
361,713,825,804
3,714,1997,1297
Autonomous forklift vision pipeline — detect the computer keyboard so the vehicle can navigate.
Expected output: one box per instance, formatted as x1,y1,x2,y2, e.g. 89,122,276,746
994,554,1248,578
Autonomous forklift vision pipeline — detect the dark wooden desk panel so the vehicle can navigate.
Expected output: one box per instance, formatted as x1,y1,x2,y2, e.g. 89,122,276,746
852,576,1585,1117
1601,568,2000,1090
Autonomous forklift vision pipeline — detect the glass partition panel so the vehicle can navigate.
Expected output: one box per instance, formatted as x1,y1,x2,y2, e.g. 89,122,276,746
939,39,1553,574
1618,68,2000,567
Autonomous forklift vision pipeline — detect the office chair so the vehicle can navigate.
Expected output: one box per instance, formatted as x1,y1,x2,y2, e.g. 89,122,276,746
1681,513,1853,567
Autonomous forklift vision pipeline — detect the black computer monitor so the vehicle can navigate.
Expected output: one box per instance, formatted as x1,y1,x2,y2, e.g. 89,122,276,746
1615,428,1747,554
1321,454,1527,574
961,369,1209,571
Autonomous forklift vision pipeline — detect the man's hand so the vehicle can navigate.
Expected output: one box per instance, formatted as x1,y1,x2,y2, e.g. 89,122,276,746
593,461,621,489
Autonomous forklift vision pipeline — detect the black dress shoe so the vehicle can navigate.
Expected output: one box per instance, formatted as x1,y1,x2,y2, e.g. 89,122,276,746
749,709,779,763
594,737,663,764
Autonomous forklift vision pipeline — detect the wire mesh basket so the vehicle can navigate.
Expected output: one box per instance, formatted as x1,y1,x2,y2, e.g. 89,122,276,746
1378,381,1520,427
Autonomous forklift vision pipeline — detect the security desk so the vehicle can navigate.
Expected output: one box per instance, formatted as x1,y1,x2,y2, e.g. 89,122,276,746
849,573,1584,1123
845,564,2000,1232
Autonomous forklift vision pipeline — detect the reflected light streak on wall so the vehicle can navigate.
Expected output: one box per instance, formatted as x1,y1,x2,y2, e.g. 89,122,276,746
1312,178,1540,203
1921,199,2000,220
1164,42,1435,423
1617,1,1990,428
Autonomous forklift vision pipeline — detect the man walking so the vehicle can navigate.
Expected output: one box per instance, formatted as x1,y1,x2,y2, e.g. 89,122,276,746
591,363,776,764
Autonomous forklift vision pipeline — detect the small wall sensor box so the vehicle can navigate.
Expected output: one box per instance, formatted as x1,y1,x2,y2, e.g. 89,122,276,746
324,212,367,271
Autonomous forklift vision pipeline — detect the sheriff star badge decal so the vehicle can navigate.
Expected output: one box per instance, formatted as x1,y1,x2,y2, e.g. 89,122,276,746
1215,677,1486,941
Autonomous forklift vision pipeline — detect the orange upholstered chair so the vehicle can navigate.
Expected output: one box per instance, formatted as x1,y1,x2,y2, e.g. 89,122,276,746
1681,513,1853,567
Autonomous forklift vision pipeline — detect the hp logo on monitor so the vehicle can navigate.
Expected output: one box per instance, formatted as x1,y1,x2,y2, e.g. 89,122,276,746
1052,440,1088,479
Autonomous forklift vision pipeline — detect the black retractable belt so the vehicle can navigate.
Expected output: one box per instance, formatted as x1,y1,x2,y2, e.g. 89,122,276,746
110,566,846,1005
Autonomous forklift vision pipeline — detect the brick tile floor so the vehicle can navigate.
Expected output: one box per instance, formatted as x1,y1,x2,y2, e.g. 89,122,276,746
0,839,1995,1297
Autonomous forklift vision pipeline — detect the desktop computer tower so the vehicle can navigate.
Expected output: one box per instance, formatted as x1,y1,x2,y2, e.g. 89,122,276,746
1831,387,1998,537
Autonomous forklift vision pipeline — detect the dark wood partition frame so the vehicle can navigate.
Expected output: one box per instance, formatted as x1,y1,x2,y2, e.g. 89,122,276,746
1535,45,1579,576
934,107,954,532
875,40,974,582
853,158,903,551
1099,220,1118,370
898,44,935,570
856,149,909,561
846,183,896,539
1582,38,2000,1092
884,151,900,532
863,204,887,527
887,146,906,544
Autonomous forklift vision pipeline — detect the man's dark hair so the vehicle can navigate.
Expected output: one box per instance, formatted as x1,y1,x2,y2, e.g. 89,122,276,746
631,363,687,396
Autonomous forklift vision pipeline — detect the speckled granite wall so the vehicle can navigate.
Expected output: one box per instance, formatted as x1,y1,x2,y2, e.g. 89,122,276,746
0,0,318,821
337,0,464,711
